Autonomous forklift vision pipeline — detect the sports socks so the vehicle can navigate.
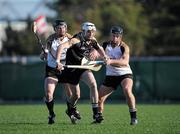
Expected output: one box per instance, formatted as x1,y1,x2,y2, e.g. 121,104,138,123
45,100,55,116
66,101,76,111
92,103,99,115
129,108,137,119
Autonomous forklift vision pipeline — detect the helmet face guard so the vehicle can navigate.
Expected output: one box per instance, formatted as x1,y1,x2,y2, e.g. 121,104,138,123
81,22,96,37
111,26,123,35
53,20,67,30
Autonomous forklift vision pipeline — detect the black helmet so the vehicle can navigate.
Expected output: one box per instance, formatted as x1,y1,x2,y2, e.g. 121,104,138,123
53,19,67,30
111,26,123,35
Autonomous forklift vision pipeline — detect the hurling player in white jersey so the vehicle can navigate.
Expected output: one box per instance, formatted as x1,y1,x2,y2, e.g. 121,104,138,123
98,26,138,125
40,20,81,124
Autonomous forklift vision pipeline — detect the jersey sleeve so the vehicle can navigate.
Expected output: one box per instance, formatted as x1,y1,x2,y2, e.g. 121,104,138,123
121,42,130,56
102,41,109,50
46,33,56,50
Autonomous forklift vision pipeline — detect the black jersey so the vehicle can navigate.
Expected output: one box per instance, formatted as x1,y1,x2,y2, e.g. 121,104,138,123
66,32,100,65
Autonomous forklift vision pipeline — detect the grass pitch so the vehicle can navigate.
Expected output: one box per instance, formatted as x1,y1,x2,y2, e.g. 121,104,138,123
0,103,179,134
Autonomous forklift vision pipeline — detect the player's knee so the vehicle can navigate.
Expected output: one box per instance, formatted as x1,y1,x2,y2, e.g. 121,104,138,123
89,82,97,91
98,98,103,104
124,90,134,100
98,96,105,104
75,93,80,100
123,86,131,94
72,93,80,100
45,95,53,102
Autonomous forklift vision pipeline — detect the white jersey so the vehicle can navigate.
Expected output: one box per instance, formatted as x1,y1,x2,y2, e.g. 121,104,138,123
105,43,132,76
47,37,69,68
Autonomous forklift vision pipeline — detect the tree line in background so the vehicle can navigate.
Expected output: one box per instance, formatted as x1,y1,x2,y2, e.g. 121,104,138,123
1,0,180,56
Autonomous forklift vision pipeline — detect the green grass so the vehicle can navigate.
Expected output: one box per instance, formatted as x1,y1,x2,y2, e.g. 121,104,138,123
0,104,180,134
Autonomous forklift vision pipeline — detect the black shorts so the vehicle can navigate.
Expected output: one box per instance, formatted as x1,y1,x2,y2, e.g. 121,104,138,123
61,68,87,85
103,74,133,90
45,65,86,85
45,65,61,79
45,65,68,83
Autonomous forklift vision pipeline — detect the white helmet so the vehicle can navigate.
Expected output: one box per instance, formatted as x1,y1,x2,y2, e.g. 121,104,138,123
81,22,96,31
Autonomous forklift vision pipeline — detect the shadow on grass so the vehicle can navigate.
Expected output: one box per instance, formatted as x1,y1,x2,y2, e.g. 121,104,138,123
0,121,87,125
0,122,46,125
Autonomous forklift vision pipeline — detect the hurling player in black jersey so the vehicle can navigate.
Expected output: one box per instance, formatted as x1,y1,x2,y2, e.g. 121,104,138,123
56,22,107,123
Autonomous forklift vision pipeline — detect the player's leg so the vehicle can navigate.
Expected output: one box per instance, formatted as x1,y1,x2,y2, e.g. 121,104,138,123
63,83,81,121
66,84,80,107
121,78,138,125
98,85,114,113
81,70,101,122
44,77,58,124
98,85,114,123
60,68,83,124
63,83,72,98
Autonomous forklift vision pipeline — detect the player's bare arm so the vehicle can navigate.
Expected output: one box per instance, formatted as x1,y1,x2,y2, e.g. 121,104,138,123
96,44,108,60
56,38,80,70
